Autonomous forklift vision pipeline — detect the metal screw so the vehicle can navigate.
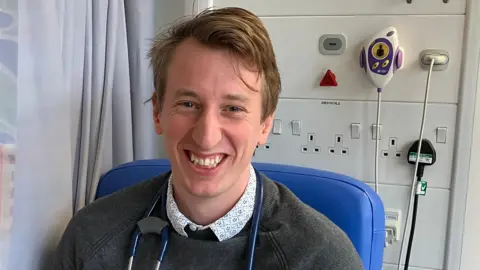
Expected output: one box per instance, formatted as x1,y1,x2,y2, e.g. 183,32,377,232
443,0,449,3
406,0,412,3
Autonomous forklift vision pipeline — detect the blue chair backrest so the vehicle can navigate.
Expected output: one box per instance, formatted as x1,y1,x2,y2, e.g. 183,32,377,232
96,159,385,270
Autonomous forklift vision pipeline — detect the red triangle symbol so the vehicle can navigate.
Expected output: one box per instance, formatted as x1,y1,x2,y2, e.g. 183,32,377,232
320,69,338,87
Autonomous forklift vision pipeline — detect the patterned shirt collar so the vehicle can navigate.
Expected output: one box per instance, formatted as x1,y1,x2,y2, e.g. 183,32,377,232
166,164,257,242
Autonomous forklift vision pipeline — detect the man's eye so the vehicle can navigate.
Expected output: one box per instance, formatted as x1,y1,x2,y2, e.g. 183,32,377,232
226,106,242,112
181,102,195,108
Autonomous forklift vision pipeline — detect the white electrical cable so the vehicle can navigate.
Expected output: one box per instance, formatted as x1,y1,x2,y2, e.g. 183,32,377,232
396,59,435,270
374,90,382,193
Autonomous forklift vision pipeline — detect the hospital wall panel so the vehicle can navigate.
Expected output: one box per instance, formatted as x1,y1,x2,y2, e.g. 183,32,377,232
254,99,457,190
383,263,438,270
213,0,466,16
252,99,454,269
370,185,450,270
260,15,464,104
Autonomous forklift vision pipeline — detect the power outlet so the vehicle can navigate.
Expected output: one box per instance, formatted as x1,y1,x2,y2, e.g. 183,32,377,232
263,143,272,151
254,143,272,156
381,137,402,158
328,134,349,155
301,133,321,154
385,208,402,246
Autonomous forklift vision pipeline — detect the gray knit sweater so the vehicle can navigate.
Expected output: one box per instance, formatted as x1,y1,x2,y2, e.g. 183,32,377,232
52,173,364,270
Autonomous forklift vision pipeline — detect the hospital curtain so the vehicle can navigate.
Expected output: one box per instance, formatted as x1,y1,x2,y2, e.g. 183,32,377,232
0,0,18,269
1,0,158,269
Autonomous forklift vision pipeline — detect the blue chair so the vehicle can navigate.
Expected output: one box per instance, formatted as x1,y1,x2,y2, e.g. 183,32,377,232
96,159,385,270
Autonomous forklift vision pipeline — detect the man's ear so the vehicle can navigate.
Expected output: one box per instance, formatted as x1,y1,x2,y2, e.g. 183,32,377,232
151,92,163,135
258,114,274,145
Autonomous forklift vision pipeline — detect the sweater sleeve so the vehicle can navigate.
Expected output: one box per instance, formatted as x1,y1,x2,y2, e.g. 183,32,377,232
269,221,364,270
51,221,78,270
320,230,365,270
281,205,364,270
265,181,365,270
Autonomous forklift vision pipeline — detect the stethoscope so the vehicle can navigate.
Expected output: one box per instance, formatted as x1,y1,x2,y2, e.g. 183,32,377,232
127,169,264,270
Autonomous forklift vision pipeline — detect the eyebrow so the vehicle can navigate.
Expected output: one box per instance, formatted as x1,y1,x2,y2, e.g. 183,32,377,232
223,94,249,103
174,88,249,102
173,89,200,99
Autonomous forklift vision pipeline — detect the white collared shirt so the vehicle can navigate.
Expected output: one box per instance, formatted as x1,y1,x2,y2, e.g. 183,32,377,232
166,164,257,241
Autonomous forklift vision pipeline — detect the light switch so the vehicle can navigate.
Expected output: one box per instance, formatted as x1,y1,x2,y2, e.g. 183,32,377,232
436,127,447,143
372,124,382,140
292,120,301,136
351,123,360,139
272,119,282,135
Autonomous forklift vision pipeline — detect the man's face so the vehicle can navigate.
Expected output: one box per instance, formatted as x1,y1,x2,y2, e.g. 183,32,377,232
153,38,273,199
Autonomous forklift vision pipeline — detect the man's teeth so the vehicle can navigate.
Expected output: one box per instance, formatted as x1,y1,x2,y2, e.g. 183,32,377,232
189,153,223,168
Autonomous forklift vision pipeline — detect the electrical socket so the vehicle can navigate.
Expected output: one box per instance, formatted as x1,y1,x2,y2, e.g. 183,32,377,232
381,137,402,158
327,134,349,156
256,143,271,151
385,208,402,246
301,133,321,154
254,143,272,156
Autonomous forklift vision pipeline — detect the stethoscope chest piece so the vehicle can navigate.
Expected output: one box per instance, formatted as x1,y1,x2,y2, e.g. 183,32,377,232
128,216,170,270
137,216,168,235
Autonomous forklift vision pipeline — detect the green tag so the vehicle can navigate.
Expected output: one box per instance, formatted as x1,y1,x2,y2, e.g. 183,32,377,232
408,153,433,164
416,181,427,196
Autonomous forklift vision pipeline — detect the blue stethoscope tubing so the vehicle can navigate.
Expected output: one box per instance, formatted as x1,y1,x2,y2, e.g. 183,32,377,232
127,169,264,270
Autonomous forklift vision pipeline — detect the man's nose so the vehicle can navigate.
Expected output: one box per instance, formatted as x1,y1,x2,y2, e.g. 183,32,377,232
192,109,222,150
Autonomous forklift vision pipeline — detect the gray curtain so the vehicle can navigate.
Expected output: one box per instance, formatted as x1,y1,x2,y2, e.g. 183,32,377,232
125,0,159,161
73,0,159,211
10,0,158,269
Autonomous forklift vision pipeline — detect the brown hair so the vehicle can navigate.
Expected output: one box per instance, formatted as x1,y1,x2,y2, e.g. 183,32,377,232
147,7,281,121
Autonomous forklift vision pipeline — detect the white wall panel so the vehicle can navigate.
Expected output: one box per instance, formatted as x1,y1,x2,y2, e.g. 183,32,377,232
383,264,436,270
213,0,466,16
375,185,449,270
254,99,457,189
458,1,480,270
260,16,464,104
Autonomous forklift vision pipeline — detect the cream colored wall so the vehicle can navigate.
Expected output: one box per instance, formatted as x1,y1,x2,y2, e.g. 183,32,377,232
461,43,480,270
462,109,480,269
459,1,480,269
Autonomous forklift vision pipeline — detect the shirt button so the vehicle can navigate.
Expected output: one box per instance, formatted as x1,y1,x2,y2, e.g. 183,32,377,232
189,224,197,231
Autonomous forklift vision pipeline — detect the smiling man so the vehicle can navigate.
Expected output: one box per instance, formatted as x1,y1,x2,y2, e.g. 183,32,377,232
53,7,364,270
